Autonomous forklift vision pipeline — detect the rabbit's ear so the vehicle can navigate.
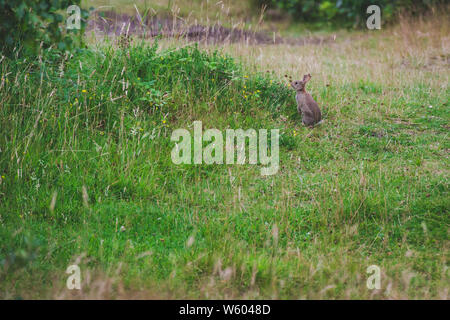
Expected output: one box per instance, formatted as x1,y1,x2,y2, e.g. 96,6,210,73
303,74,311,83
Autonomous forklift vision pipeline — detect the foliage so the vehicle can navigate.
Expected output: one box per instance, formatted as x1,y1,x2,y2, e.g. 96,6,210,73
0,0,88,56
254,0,445,27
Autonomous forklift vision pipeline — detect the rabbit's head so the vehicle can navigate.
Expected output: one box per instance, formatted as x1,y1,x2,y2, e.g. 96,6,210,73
291,74,311,92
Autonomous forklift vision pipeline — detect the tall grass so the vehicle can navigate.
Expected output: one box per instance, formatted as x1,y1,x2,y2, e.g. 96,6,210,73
0,11,449,299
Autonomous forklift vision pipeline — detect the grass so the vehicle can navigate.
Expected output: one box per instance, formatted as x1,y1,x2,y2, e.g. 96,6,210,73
83,0,256,25
0,9,449,299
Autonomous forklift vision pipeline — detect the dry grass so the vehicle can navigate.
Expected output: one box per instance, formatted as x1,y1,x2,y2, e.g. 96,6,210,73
15,249,448,299
223,12,449,85
83,0,256,25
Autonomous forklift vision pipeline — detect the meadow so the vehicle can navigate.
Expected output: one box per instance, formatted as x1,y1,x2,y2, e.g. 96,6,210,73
0,2,448,299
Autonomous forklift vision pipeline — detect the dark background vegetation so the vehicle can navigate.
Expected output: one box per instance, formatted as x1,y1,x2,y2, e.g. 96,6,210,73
0,0,87,55
253,0,444,27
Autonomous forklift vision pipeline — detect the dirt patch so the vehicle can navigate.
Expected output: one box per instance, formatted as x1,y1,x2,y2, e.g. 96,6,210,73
87,11,334,46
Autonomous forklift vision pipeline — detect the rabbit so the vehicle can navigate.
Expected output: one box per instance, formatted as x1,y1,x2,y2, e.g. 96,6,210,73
291,74,322,127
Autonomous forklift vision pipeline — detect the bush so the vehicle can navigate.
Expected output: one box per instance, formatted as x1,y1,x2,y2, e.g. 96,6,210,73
253,0,444,27
0,0,88,56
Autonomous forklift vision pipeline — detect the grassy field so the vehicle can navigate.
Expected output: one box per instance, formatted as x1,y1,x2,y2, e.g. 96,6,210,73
0,4,449,299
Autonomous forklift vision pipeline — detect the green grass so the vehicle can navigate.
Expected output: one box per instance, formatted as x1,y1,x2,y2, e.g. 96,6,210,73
0,34,448,299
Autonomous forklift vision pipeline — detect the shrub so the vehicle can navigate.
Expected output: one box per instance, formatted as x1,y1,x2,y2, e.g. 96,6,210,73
253,0,445,27
0,0,88,56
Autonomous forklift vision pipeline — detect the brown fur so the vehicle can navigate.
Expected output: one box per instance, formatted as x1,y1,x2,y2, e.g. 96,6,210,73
291,74,322,126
